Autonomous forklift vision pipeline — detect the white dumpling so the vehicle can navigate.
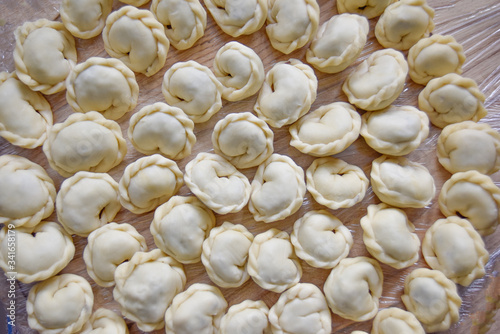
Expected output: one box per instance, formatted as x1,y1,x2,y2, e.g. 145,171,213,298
79,308,129,334
220,300,271,334
337,0,395,19
371,307,425,334
60,0,113,39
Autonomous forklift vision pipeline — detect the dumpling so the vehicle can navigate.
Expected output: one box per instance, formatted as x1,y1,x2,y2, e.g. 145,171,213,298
266,0,320,54
0,221,74,284
336,0,396,19
254,59,317,128
268,283,331,334
43,111,127,177
247,228,302,293
418,73,487,128
220,300,271,334
162,60,223,123
323,257,383,321
290,210,353,269
204,0,267,37
342,48,408,111
371,307,425,334
0,155,55,228
184,153,251,214
249,154,306,223
79,308,129,334
370,155,436,208
375,0,435,50
401,268,462,332
213,41,265,101
27,274,94,334
151,195,216,264
83,222,148,287
150,0,206,50
65,57,139,120
212,112,273,169
56,171,121,237
164,283,227,334
201,222,254,288
113,249,186,332
289,102,361,157
306,14,369,73
119,154,184,214
422,216,489,286
306,157,369,210
439,170,500,236
360,203,420,269
436,121,500,175
103,5,169,77
0,72,52,148
60,0,113,39
13,19,77,95
360,105,430,156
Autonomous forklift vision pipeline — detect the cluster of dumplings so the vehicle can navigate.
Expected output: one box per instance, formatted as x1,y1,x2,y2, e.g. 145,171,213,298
0,0,498,333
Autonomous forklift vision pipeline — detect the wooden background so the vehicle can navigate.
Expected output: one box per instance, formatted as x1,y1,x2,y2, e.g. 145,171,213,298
0,0,499,333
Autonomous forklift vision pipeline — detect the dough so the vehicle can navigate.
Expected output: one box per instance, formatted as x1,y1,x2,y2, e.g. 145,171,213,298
337,0,396,19
79,308,129,334
219,300,271,334
60,0,113,39
371,307,425,334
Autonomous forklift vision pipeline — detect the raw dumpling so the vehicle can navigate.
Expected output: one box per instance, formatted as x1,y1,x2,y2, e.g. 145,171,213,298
0,72,52,148
342,48,408,111
119,154,184,214
220,300,271,334
151,195,216,263
249,154,306,223
43,111,127,177
371,307,425,334
306,14,369,73
60,0,113,39
65,57,139,120
56,171,121,237
291,210,353,269
337,0,396,19
79,308,129,334
212,112,274,169
103,6,169,76
289,102,361,157
254,59,317,128
360,203,420,269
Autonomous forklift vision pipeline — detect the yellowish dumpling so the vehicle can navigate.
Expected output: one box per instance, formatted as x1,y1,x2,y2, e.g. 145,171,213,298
220,300,271,334
60,0,113,39
79,308,129,334
371,307,425,334
337,0,396,19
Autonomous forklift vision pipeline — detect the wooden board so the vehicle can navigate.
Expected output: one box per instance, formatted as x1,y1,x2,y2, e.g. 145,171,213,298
0,0,499,333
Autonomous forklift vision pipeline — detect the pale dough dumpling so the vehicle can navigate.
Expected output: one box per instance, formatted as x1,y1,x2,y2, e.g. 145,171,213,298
0,72,52,148
56,171,121,237
113,249,186,332
375,0,435,51
213,41,265,101
289,102,361,157
370,155,436,208
119,154,184,214
249,154,306,223
184,153,251,214
150,0,206,50
151,195,216,263
247,228,302,293
43,111,127,177
0,155,56,228
254,59,317,128
306,14,369,73
401,268,462,332
27,274,94,334
342,48,408,111
360,203,420,269
291,210,353,269
266,0,319,54
269,283,331,334
65,57,139,120
439,170,500,236
201,222,254,288
360,105,430,156
436,121,500,175
13,19,77,95
337,0,396,19
323,257,383,322
103,5,169,77
164,283,227,334
418,73,487,128
83,222,148,287
80,308,129,334
422,216,489,286
0,221,74,284
371,307,425,334
204,0,267,37
162,60,223,123
60,0,113,39
220,300,271,334
212,112,274,169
